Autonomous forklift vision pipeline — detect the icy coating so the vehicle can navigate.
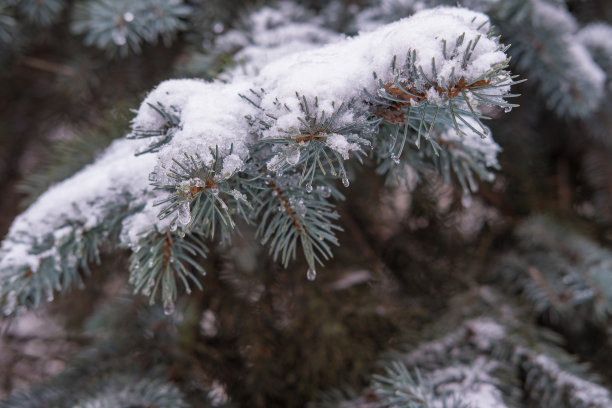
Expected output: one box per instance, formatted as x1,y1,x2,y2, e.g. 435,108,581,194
0,6,510,273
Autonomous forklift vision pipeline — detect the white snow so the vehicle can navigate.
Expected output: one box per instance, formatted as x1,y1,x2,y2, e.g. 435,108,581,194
577,23,612,61
438,119,501,169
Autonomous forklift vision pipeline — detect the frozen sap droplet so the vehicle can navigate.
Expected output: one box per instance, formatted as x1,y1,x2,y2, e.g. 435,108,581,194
504,106,513,113
342,177,350,187
305,183,313,193
163,299,175,315
307,268,316,281
286,148,300,166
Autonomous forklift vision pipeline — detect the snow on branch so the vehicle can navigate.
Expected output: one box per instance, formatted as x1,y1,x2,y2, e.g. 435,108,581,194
1,6,516,315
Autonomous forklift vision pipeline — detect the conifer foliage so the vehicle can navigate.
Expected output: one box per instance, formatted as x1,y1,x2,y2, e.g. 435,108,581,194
1,0,612,407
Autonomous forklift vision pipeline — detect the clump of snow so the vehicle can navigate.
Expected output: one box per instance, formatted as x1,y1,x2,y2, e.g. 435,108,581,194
577,23,612,66
438,120,501,168
217,2,341,79
0,138,155,272
526,353,612,407
429,357,507,408
531,1,577,34
325,134,363,159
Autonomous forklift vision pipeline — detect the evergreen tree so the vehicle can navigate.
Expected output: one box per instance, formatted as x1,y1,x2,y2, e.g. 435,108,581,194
0,0,611,407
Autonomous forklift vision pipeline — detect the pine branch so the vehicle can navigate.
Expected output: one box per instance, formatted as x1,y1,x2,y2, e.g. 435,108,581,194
0,7,518,313
71,0,192,57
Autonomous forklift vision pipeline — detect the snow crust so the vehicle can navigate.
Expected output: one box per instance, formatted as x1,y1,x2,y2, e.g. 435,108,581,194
0,6,511,275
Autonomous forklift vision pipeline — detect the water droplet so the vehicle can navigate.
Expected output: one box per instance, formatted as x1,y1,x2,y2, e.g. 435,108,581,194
391,153,400,164
46,287,54,302
3,291,17,316
148,260,154,267
342,177,350,187
111,26,127,46
142,278,154,296
210,188,219,196
461,193,473,208
163,299,175,315
317,186,331,198
213,22,224,34
178,202,191,226
504,106,512,113
305,183,313,193
286,148,300,166
307,268,316,281
123,12,134,22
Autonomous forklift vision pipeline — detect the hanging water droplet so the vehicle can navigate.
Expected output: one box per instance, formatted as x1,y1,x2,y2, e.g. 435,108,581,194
148,260,154,267
307,268,316,281
123,12,134,22
46,287,54,302
3,291,17,316
111,26,127,46
461,193,473,208
213,21,224,34
178,202,191,226
305,183,313,193
504,106,512,113
163,299,175,315
143,278,155,296
286,148,300,166
342,177,350,187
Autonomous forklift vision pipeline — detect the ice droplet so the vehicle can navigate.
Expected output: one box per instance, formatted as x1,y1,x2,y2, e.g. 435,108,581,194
305,183,313,193
342,177,350,187
286,148,300,166
163,299,175,315
504,106,512,113
307,268,316,281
